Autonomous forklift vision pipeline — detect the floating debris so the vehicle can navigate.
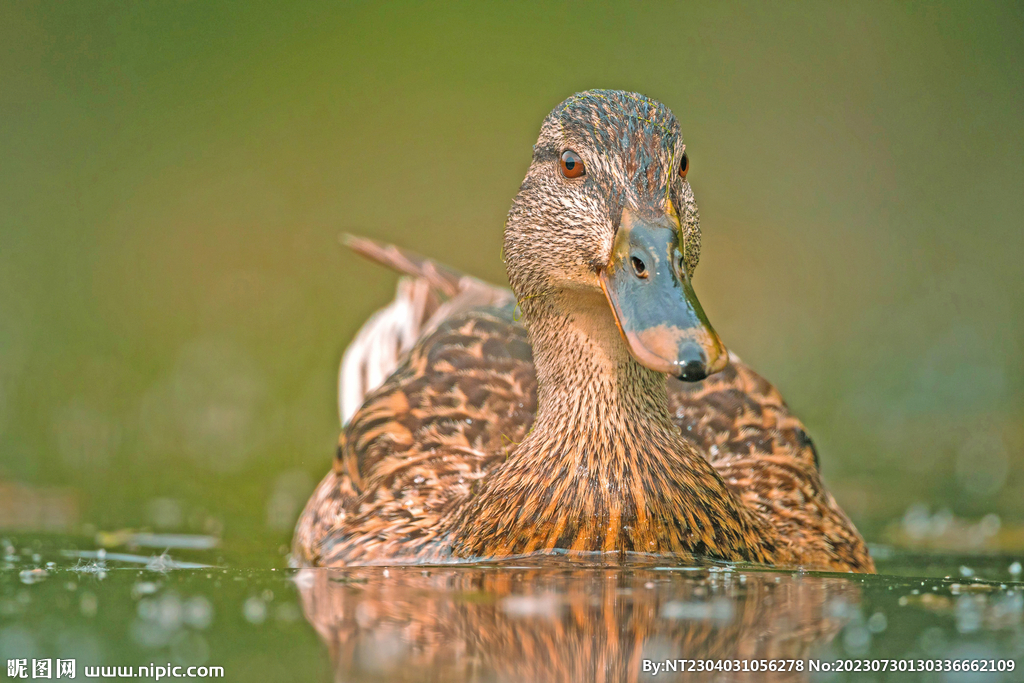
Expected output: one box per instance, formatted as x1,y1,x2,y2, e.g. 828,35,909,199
68,560,108,580
61,549,212,569
95,530,220,550
19,568,48,584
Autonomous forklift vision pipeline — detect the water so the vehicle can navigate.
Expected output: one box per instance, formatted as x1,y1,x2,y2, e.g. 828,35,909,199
1,535,1021,682
1,3,1023,682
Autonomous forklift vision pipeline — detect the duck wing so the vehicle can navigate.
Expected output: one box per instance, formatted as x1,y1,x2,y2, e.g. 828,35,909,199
667,362,874,571
294,238,533,565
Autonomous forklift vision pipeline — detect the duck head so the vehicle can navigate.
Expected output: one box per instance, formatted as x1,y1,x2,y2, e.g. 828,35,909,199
504,90,727,381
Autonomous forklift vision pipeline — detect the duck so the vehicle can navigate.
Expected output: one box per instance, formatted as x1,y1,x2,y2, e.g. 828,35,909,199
293,89,874,573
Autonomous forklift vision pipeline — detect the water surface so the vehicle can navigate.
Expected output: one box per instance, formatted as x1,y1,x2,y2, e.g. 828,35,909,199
2,535,1021,682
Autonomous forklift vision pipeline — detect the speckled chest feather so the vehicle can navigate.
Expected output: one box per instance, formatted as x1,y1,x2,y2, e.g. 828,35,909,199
294,304,872,572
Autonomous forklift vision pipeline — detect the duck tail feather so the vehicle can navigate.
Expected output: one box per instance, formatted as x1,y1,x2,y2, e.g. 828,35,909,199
341,233,464,298
338,234,514,425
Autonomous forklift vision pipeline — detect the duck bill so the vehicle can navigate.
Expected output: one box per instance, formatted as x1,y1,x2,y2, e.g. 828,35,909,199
599,211,728,381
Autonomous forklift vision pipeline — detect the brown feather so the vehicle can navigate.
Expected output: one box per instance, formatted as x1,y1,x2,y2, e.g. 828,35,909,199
294,304,873,571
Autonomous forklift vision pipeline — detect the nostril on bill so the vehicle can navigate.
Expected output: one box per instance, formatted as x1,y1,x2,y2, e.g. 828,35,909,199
631,256,648,278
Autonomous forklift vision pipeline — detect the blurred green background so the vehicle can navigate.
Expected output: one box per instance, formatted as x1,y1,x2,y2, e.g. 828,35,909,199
1,1,1022,563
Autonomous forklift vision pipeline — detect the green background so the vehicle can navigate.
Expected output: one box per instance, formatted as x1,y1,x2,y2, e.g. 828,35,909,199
1,1,1022,562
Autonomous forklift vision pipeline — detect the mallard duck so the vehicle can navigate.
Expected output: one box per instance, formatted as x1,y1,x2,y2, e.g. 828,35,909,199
293,89,874,573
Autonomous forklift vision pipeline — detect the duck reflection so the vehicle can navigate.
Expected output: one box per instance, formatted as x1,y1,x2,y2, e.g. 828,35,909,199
296,561,861,683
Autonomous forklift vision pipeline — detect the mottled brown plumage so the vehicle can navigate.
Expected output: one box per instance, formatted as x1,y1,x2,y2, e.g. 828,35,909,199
293,90,873,572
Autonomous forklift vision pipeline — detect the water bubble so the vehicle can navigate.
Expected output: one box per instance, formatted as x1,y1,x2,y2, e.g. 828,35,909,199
19,568,47,585
243,597,267,624
132,582,161,600
1009,561,1022,578
183,596,213,630
867,612,887,633
827,597,855,619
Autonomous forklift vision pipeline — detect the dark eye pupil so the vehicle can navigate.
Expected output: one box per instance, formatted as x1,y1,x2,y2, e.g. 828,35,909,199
560,150,585,178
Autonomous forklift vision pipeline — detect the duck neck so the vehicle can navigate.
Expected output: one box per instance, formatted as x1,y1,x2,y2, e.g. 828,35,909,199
522,290,678,448
446,288,774,562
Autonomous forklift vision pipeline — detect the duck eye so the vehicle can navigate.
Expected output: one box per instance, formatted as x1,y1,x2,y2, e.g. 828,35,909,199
559,150,586,179
678,152,689,179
